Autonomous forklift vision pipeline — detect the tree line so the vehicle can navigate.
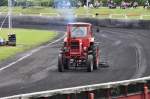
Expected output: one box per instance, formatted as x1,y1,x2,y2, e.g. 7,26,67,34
0,0,149,6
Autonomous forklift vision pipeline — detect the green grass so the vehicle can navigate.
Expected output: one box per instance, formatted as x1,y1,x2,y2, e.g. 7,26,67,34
0,6,150,19
0,28,57,61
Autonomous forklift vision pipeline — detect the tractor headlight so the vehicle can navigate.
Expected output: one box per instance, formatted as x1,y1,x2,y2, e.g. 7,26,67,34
83,47,87,51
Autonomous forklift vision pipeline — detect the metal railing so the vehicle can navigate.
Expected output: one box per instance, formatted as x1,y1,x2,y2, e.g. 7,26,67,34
2,76,150,99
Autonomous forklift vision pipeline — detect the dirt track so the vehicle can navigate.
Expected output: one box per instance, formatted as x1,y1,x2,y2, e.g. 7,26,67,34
0,25,150,98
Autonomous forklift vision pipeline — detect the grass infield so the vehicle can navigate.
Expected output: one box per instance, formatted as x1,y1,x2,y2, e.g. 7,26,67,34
0,28,57,61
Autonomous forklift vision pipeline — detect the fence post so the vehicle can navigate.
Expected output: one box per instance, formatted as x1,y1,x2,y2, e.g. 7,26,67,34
107,88,112,99
109,14,112,19
66,95,71,99
144,84,149,99
19,13,23,16
75,14,78,18
125,14,128,19
124,85,128,97
88,93,94,99
92,15,95,18
140,15,143,20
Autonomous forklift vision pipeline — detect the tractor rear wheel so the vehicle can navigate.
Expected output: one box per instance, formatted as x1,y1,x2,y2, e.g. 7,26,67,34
58,54,64,72
87,55,94,72
92,45,99,70
64,58,69,70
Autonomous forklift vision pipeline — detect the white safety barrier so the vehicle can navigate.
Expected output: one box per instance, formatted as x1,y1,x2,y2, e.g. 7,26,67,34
109,14,126,19
100,14,150,20
0,12,8,15
2,76,150,99
0,12,150,19
79,13,150,20
75,14,95,18
39,13,60,17
141,15,150,19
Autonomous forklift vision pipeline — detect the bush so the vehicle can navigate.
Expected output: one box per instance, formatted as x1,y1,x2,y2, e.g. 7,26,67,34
0,0,8,6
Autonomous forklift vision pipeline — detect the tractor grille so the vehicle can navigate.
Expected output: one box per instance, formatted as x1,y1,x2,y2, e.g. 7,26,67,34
70,42,79,49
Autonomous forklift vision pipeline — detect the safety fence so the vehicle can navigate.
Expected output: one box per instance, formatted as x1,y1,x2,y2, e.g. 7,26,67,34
2,76,150,99
0,12,150,20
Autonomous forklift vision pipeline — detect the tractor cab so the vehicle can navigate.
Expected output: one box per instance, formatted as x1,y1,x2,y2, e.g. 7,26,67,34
67,22,92,38
64,22,94,57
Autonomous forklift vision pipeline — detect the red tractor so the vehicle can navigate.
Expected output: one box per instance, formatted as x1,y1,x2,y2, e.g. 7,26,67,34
58,22,100,72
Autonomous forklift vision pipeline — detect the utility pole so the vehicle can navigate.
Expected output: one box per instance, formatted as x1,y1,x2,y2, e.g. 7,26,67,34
86,0,89,7
8,0,16,46
8,0,12,30
86,0,89,17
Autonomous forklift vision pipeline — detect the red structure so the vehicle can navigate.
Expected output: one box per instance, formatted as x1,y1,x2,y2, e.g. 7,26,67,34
88,84,150,99
88,93,94,99
2,77,150,99
117,85,150,99
63,84,150,99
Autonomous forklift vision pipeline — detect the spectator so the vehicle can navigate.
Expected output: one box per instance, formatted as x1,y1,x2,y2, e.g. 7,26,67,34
89,3,94,8
120,1,127,9
107,0,111,4
100,1,103,7
133,1,138,8
107,0,111,7
144,0,149,8
108,0,116,9
94,1,100,8
77,1,82,8
66,1,71,8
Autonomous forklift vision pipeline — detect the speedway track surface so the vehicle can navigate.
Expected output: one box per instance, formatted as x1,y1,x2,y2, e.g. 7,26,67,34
0,25,150,97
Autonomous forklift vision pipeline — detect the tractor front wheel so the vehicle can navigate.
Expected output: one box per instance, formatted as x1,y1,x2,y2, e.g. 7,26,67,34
58,54,64,72
87,55,94,72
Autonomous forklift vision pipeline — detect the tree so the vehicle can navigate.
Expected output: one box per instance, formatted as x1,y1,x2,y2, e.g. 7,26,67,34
0,0,8,6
